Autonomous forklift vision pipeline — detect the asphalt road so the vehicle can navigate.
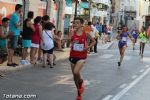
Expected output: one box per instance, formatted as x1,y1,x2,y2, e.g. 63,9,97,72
0,41,150,100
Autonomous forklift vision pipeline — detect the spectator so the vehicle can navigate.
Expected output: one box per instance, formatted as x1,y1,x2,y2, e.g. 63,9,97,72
147,26,150,42
92,24,99,53
7,4,22,67
37,15,50,61
117,24,122,34
55,31,63,51
83,21,93,52
0,18,10,64
102,23,107,44
96,22,102,38
107,24,111,42
30,16,42,64
20,11,35,65
41,22,55,68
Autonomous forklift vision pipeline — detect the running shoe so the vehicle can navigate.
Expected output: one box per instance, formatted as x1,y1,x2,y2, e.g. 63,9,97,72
118,62,121,66
79,81,84,95
141,54,143,58
76,96,82,100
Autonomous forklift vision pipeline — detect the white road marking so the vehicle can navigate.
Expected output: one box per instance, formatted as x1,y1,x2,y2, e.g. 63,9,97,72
102,95,113,100
100,54,114,59
131,75,137,79
145,65,150,68
139,69,145,73
142,57,150,62
119,84,127,89
111,66,150,100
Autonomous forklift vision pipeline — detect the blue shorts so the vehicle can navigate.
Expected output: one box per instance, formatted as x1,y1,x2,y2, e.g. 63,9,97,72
118,41,127,48
132,34,138,39
22,39,31,48
9,35,19,49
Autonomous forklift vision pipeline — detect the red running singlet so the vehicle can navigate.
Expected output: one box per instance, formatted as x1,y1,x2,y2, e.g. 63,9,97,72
70,31,87,59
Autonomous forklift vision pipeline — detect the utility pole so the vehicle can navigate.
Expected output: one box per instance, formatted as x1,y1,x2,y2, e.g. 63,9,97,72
74,0,78,18
88,0,92,21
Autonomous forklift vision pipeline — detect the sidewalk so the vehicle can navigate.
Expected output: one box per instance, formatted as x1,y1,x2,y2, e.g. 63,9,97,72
0,40,114,74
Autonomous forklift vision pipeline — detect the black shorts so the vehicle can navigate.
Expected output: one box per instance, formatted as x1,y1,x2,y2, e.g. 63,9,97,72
42,48,54,54
69,57,85,64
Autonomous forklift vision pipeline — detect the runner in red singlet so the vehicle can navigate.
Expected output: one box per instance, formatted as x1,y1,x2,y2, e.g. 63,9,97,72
69,17,95,100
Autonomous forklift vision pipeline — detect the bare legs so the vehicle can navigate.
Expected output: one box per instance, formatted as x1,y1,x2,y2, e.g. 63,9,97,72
71,60,85,97
118,46,127,66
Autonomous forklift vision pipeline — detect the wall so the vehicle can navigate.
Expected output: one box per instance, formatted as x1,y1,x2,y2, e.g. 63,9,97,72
0,0,22,24
28,0,46,18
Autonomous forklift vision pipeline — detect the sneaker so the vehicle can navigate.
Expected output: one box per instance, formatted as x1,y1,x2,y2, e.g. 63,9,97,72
7,63,16,67
50,65,54,68
12,63,19,66
25,60,30,65
53,63,56,66
118,62,121,67
48,62,56,66
141,54,143,58
20,60,26,65
79,81,84,95
76,96,82,100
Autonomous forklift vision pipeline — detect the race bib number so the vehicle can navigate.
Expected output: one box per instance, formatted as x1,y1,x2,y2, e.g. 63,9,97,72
132,31,136,35
73,43,84,51
122,37,127,42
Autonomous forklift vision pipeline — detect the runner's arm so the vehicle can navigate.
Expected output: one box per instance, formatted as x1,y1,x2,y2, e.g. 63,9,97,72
128,33,134,42
116,34,121,40
85,32,96,50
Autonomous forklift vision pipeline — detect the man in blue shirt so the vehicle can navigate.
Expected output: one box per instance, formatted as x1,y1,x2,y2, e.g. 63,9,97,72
8,4,22,67
96,22,102,37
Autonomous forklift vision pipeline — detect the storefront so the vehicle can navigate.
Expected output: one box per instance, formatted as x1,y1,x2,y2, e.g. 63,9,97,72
0,0,23,24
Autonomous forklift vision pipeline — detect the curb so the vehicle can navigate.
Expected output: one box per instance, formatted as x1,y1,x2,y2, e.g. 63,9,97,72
0,43,114,75
0,49,70,75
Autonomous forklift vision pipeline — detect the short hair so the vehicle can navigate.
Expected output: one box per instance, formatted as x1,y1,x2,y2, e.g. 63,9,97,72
42,15,50,21
57,31,62,35
27,11,34,18
34,16,42,24
15,4,22,11
2,17,9,23
44,22,54,30
74,17,84,24
88,21,92,25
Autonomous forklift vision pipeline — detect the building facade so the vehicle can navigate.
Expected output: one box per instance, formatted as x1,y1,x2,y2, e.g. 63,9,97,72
0,0,65,33
114,0,150,30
